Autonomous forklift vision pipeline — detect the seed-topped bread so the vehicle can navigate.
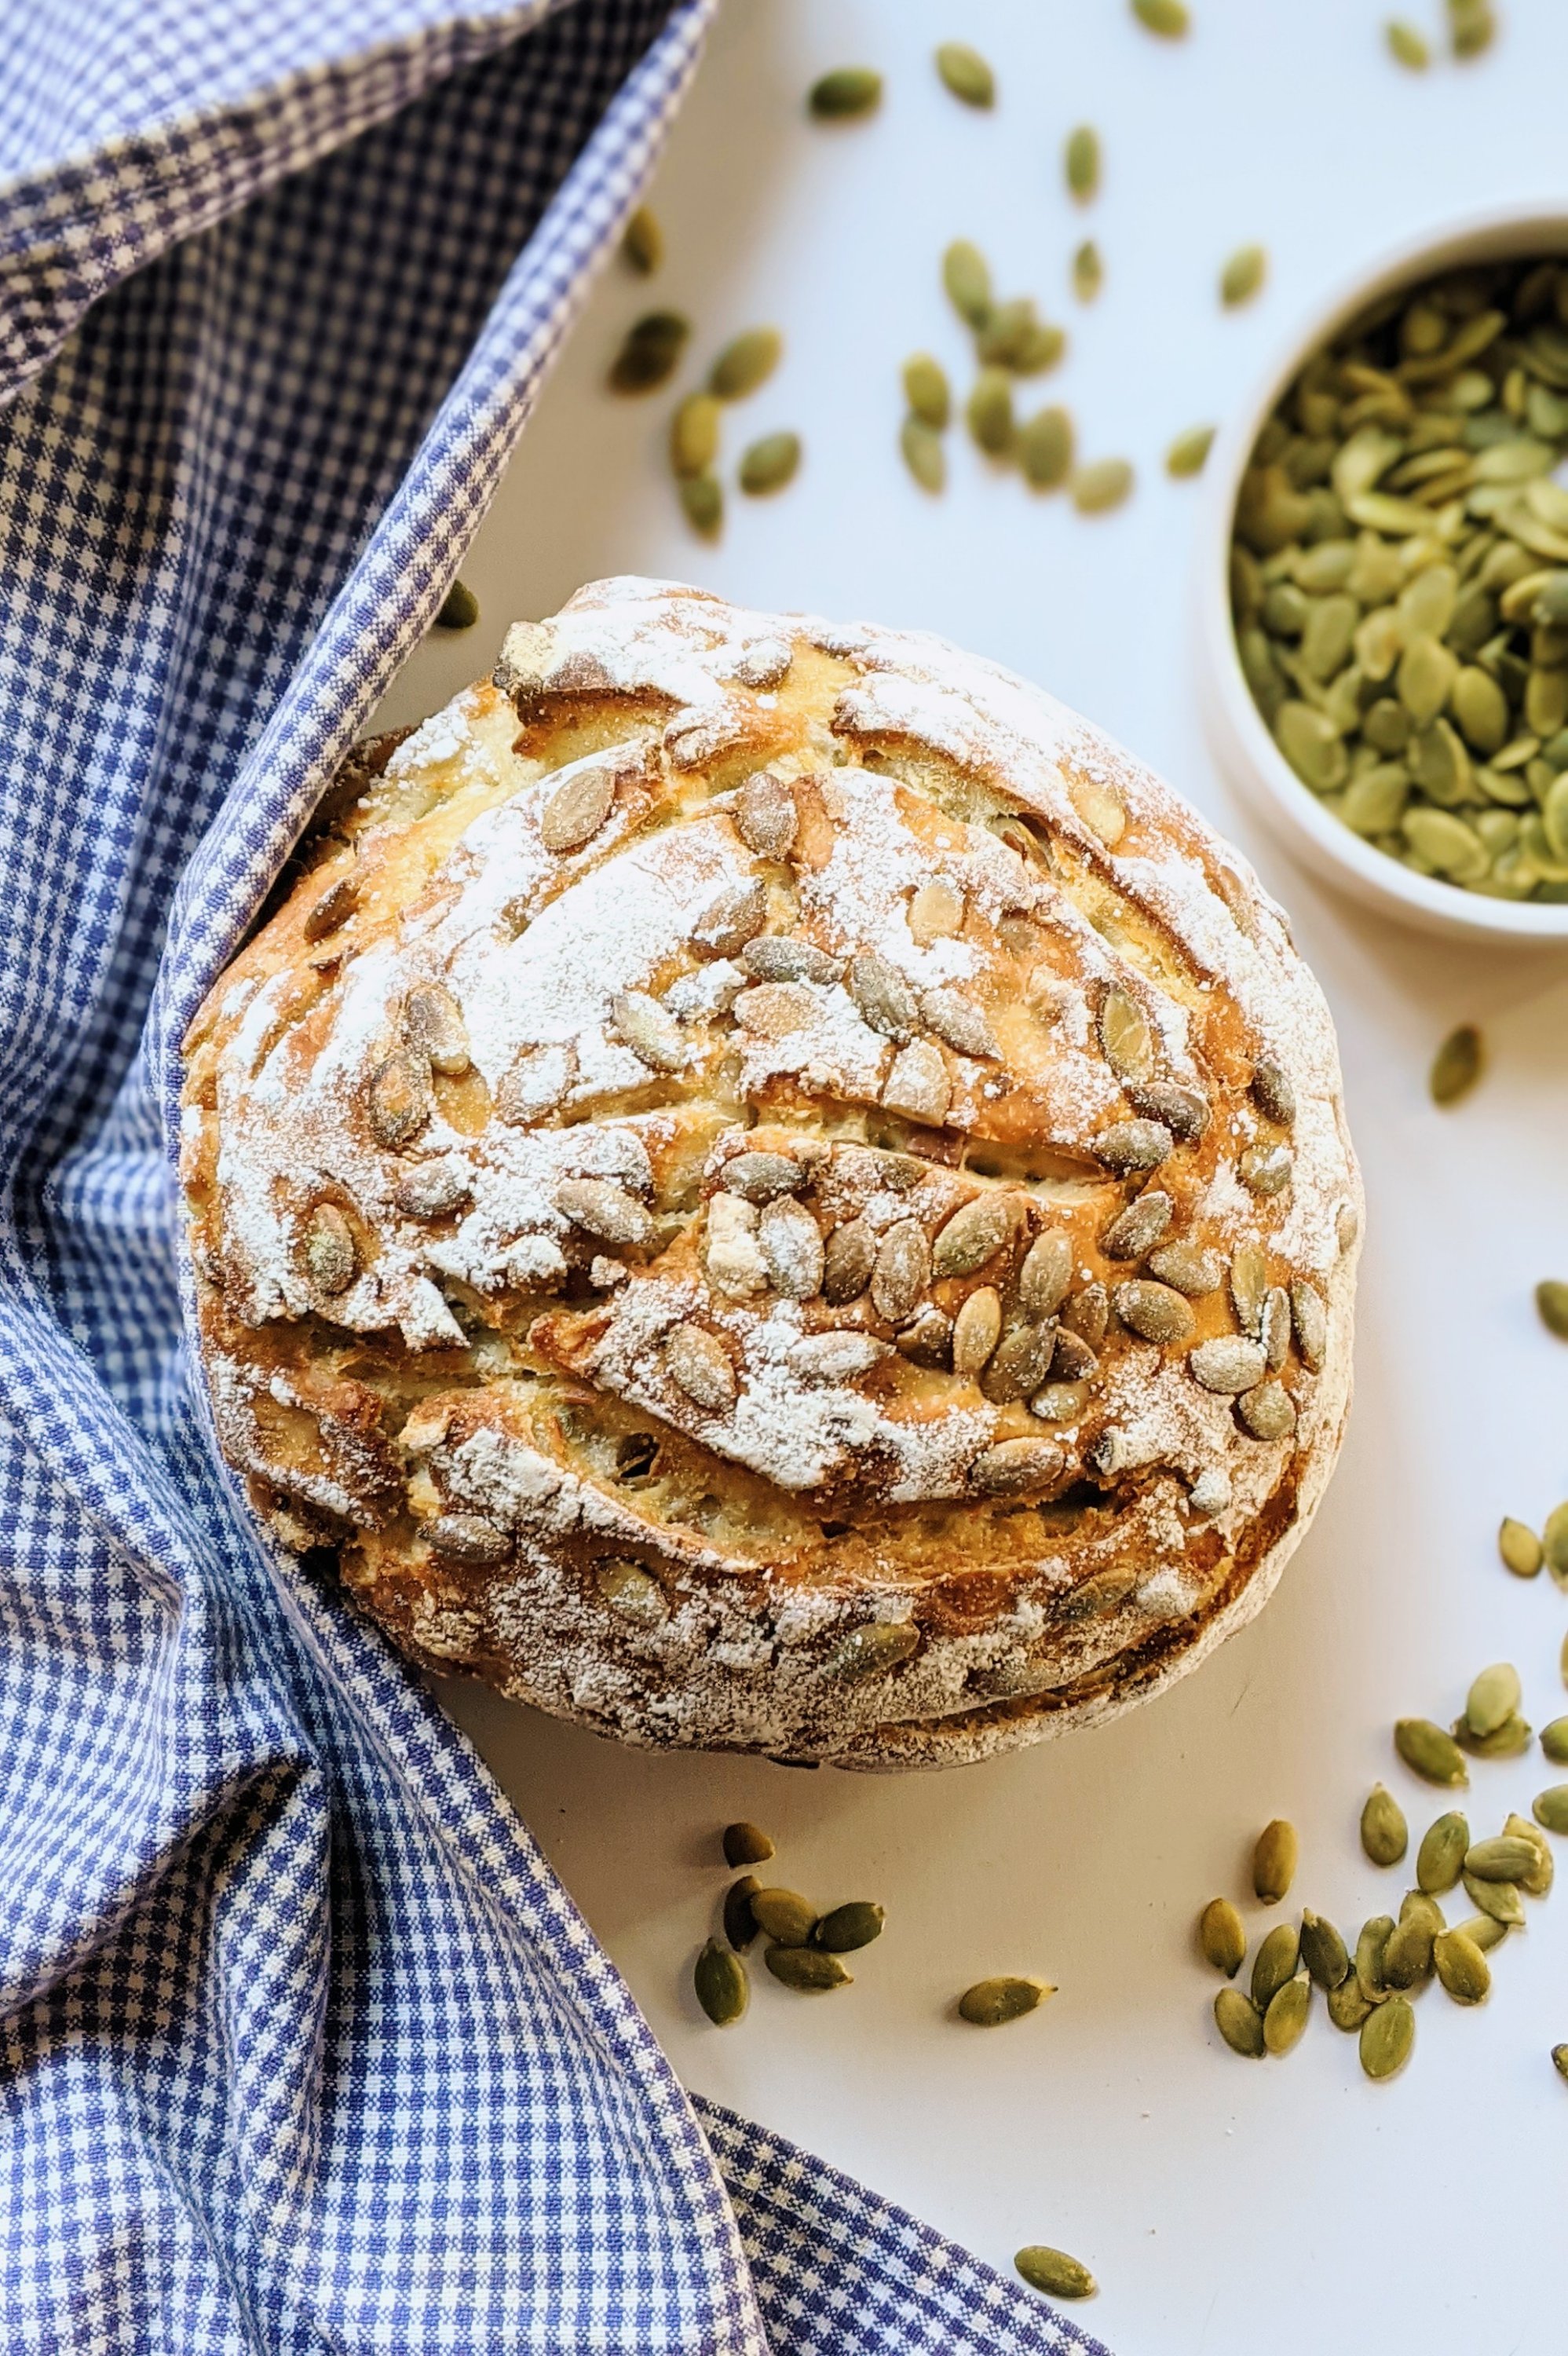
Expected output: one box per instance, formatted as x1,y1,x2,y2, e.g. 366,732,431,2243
180,577,1360,1769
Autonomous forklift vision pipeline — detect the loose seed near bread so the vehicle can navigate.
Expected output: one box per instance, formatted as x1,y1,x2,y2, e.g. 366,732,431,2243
1499,1516,1544,1577
1132,0,1190,33
1537,1281,1568,1340
1114,1279,1194,1345
1253,1818,1298,1904
367,1048,433,1148
1166,425,1215,479
1015,2248,1096,2301
609,309,689,393
750,1888,817,1945
669,392,722,481
1220,245,1266,308
1430,1023,1482,1106
1065,125,1100,202
1360,1993,1414,2080
679,474,722,538
1464,1662,1522,1742
935,41,994,105
1071,457,1134,514
901,418,945,492
951,1286,1003,1377
766,1944,851,1991
665,1326,736,1411
694,1939,749,2025
1198,1897,1246,1977
1533,1786,1568,1835
1395,1718,1468,1787
815,1901,885,1952
967,368,1014,458
1214,1986,1266,2058
959,1975,1053,2025
1019,1231,1075,1319
825,1620,919,1681
1251,1921,1300,2014
556,1177,652,1247
622,205,661,274
303,1202,356,1295
1542,1719,1568,1765
1416,1812,1469,1896
541,762,616,852
942,239,992,328
903,353,951,429
1300,1909,1351,1990
1385,19,1430,67
739,432,801,496
1361,1783,1409,1867
722,1821,774,1868
434,580,479,631
807,67,882,119
1072,242,1102,304
1020,404,1074,488
723,1875,761,1949
710,327,782,401
1263,1973,1311,2056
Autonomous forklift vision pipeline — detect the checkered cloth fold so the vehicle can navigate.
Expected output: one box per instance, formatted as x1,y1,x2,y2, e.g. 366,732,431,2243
0,4,1109,2347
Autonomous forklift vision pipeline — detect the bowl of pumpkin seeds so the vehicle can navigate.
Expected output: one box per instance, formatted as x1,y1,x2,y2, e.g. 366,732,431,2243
1201,208,1568,939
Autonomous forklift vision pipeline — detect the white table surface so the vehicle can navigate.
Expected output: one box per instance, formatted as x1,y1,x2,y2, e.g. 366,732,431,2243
371,4,1568,2347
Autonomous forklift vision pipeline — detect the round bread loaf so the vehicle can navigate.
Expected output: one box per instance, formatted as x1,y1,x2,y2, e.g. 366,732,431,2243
181,576,1360,1769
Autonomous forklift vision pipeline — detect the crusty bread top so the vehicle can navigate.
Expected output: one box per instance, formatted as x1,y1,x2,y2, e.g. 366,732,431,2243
181,577,1359,1768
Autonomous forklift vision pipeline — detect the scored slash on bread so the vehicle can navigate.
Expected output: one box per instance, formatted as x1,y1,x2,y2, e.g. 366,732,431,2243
179,577,1360,1769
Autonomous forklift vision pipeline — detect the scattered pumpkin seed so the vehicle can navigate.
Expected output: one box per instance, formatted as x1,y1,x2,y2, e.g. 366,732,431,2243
1198,1897,1246,1977
1537,1281,1568,1340
1454,1710,1533,1760
1132,0,1190,34
1464,1835,1540,1883
1504,1813,1554,1895
1429,1023,1482,1105
943,240,992,328
1328,1974,1373,2032
1385,18,1430,66
621,205,662,275
935,42,994,106
1416,1812,1469,1895
808,67,882,119
1071,457,1134,514
1462,1871,1525,1926
750,1889,817,1945
1361,1783,1409,1866
1359,1992,1414,2080
1546,1502,1568,1584
1432,1927,1490,2004
1542,1718,1568,1765
1214,1986,1266,2057
1499,1516,1544,1577
967,368,1014,456
694,1938,748,2024
1220,244,1266,309
1251,1921,1300,2014
609,309,689,393
1166,424,1215,479
1019,404,1074,489
434,580,479,631
1073,241,1102,303
1534,1785,1568,1835
1263,1972,1312,2056
1448,0,1497,59
722,1821,775,1868
711,327,782,401
1554,2044,1568,2084
1015,2247,1096,2300
1382,1911,1435,1989
903,353,950,430
1454,1912,1508,1952
1394,1718,1468,1787
766,1943,851,1991
723,1876,761,1951
1300,1909,1351,1990
670,393,722,479
959,1975,1053,2025
680,474,722,538
1252,1818,1298,1905
814,1901,885,1952
1065,125,1100,202
739,431,801,496
1356,1914,1394,2002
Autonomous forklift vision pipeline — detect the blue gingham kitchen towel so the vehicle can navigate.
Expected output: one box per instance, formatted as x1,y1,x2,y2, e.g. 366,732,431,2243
0,3,1108,2348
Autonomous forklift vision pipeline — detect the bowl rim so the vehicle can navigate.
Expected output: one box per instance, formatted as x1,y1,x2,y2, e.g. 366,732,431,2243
1196,199,1568,942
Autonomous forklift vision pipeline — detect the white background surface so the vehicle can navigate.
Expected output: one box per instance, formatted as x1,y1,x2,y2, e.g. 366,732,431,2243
372,5,1568,2348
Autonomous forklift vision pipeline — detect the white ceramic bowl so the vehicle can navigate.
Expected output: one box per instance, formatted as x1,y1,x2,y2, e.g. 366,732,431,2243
1196,203,1568,945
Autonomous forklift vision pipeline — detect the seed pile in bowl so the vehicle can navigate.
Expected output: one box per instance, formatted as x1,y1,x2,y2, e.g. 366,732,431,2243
1232,254,1568,902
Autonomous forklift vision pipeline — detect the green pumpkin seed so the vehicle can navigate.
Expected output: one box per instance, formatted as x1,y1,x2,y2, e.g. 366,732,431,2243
1359,1992,1414,2080
1020,404,1074,489
680,474,722,537
1499,1516,1543,1577
1448,0,1497,59
1416,1812,1469,1895
935,41,994,104
1220,245,1267,309
1454,1912,1508,1952
1554,2043,1568,2083
1328,1974,1374,2031
1065,125,1100,201
1433,1928,1490,2004
1537,1280,1568,1338
1463,1662,1520,1740
967,368,1014,456
959,1974,1052,2025
722,1820,775,1868
621,205,662,275
826,1620,920,1681
1464,1835,1540,1882
434,580,479,631
1133,0,1190,35
1386,19,1431,67
1276,700,1348,792
943,240,992,328
1395,1718,1468,1787
1263,1972,1311,2056
1534,1785,1568,1835
710,327,782,401
1167,425,1215,479
808,67,882,119
903,353,950,430
1299,1909,1350,1991
814,1901,885,1952
1361,1783,1409,1867
739,432,801,496
1073,240,1103,303
1454,1711,1533,1760
1198,1897,1246,1977
765,1943,851,1991
1542,1718,1568,1764
1015,2247,1097,2300
1071,458,1134,515
723,1875,761,1951
1505,1813,1555,1894
750,1888,817,1945
609,309,689,393
1382,1912,1435,1989
695,1937,749,2024
1214,1985,1266,2057
901,418,945,493
1252,1818,1298,1905
1355,1914,1394,2002
1546,1501,1568,1583
671,392,722,478
1251,1921,1300,2013
1462,1871,1525,1926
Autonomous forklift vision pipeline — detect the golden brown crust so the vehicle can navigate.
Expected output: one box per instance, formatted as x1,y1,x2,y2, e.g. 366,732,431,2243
180,578,1361,1769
